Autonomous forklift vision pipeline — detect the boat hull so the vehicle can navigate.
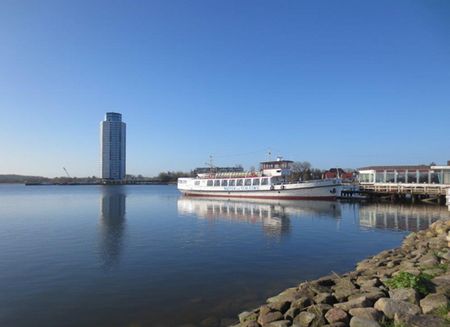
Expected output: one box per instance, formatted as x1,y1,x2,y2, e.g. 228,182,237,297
182,192,336,200
180,184,339,201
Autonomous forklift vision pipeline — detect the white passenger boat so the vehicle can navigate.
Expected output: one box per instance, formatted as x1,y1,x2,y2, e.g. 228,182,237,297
177,158,341,201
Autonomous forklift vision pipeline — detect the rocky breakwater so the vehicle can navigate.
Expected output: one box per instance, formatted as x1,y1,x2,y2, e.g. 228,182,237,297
233,220,450,327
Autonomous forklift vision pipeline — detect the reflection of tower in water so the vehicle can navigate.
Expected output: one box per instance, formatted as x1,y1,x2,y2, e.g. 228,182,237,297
99,186,126,269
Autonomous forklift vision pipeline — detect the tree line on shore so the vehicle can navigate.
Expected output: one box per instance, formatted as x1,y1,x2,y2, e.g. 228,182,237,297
0,172,193,184
0,162,347,184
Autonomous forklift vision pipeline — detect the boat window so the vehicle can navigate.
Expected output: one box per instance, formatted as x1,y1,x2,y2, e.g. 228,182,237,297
236,179,243,186
261,178,269,185
221,180,228,186
214,180,220,186
245,179,252,186
229,180,235,186
253,179,260,186
207,180,213,186
194,181,200,186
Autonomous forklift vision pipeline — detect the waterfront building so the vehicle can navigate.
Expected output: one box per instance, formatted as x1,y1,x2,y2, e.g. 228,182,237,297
358,163,450,185
357,162,450,201
100,112,126,180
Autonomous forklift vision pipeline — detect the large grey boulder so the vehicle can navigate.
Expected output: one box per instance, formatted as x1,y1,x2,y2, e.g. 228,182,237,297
348,307,383,321
291,305,330,327
431,273,450,297
332,279,358,301
418,253,439,269
257,310,283,325
394,312,449,327
356,277,380,289
296,283,317,300
239,311,258,324
349,290,384,303
349,316,381,327
268,300,291,314
324,308,348,324
419,293,449,314
374,297,421,319
334,296,371,311
388,288,419,304
266,320,291,327
292,311,316,327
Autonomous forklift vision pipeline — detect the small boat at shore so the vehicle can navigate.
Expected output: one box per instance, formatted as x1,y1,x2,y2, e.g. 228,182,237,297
177,158,341,200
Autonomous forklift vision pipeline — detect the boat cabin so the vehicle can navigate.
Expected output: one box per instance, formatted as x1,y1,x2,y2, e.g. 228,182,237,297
178,157,297,191
260,158,293,177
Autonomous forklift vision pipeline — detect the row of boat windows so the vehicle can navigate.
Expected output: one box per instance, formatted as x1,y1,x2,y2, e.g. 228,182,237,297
201,178,270,187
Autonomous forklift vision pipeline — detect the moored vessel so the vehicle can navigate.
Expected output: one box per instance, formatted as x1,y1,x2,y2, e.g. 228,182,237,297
177,158,341,200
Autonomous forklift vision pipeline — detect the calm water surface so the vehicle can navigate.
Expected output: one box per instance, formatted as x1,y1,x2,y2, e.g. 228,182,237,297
0,184,449,327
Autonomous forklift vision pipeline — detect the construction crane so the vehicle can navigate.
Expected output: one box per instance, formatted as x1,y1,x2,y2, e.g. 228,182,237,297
63,167,71,178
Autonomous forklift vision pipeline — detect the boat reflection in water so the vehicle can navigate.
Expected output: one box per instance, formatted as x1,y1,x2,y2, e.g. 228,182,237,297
98,186,127,269
359,203,450,232
177,196,341,238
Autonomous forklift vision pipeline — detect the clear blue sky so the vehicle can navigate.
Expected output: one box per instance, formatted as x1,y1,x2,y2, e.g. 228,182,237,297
1,0,450,177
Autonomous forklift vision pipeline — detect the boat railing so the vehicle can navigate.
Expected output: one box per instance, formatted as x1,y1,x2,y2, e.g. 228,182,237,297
198,171,263,179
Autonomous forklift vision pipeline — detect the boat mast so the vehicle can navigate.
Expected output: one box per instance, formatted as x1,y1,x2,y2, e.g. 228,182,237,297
206,155,215,174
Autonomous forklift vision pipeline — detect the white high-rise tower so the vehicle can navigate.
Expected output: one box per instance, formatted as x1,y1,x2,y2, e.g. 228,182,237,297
100,112,126,180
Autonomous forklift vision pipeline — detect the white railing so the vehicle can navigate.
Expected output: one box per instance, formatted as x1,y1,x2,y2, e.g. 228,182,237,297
360,182,449,196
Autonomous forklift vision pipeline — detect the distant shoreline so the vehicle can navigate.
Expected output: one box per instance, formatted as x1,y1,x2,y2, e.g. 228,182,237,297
23,181,174,186
0,182,174,186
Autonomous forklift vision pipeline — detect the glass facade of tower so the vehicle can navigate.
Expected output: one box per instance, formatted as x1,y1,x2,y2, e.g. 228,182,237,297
100,112,126,180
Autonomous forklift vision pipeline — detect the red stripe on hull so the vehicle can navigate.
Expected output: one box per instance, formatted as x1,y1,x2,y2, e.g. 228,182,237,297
183,193,336,201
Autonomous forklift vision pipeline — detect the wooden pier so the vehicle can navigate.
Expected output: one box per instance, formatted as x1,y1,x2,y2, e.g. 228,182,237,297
357,163,450,205
359,182,449,204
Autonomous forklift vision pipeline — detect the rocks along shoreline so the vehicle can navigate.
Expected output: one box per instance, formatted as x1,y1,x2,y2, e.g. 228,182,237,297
232,219,450,327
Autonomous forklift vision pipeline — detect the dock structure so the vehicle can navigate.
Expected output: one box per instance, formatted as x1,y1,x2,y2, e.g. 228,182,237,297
358,163,450,204
447,188,450,210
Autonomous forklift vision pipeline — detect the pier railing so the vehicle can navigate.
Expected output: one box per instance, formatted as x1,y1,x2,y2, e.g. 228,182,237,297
360,182,449,196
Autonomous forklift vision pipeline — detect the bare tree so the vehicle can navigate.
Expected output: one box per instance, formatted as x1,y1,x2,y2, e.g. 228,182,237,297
289,161,312,182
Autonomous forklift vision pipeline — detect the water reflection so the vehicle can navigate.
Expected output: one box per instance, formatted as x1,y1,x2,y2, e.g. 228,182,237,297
359,203,450,232
177,197,341,238
98,186,126,269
